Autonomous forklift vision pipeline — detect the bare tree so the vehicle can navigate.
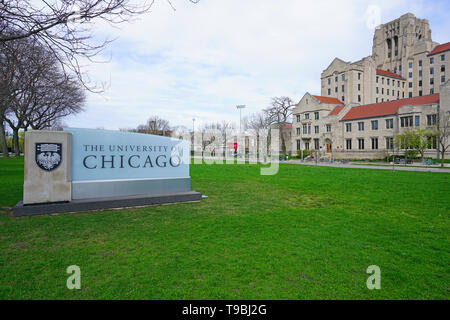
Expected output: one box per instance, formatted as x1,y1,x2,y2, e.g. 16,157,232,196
435,109,450,167
1,36,85,156
0,0,200,90
131,115,171,136
264,96,295,154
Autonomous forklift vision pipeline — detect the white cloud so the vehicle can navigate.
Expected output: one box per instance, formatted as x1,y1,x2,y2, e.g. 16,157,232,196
65,0,448,130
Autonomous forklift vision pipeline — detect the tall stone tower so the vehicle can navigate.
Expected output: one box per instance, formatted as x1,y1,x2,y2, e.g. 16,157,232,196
372,13,436,77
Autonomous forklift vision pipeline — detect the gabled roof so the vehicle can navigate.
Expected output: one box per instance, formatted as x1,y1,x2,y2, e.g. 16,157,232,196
328,105,345,116
312,95,343,105
376,69,403,80
340,94,440,121
428,42,450,56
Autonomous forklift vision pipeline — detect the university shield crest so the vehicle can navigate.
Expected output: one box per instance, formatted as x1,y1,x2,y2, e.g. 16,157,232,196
35,143,62,171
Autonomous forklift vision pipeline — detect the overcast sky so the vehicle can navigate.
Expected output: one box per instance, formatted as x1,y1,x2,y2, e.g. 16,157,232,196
64,0,450,131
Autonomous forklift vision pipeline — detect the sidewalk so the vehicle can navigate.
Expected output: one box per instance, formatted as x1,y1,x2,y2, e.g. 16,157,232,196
281,160,450,173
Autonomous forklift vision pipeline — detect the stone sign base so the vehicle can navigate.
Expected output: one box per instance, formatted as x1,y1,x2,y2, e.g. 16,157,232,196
13,191,203,217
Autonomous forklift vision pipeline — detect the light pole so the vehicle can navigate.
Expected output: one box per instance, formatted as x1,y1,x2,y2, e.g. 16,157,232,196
192,118,195,156
236,105,246,133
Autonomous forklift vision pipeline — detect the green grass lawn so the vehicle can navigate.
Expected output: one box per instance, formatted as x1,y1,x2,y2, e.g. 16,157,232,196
0,157,449,299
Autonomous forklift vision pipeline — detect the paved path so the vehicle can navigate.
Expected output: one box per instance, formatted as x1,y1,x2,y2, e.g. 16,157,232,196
280,160,450,173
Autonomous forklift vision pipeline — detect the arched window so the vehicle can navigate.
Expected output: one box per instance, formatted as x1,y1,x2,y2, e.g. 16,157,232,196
386,39,392,58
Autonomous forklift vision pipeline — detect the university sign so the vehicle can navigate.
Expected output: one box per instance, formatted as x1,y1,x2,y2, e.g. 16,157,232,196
14,128,202,217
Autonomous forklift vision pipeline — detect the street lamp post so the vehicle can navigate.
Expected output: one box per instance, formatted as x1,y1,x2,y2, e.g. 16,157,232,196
192,118,195,156
236,105,245,133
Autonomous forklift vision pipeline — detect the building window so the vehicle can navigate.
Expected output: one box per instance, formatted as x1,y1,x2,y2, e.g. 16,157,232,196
326,124,331,132
305,142,310,150
305,113,309,120
302,124,307,134
442,75,446,83
382,88,384,94
308,124,311,134
441,54,445,61
376,98,378,103
296,115,301,122
409,92,412,98
296,127,301,135
358,73,361,80
376,87,379,94
418,60,422,67
346,139,352,150
387,79,390,85
419,90,422,96
371,120,378,130
358,121,364,131
341,85,345,92
397,81,400,87
419,80,422,87
314,126,319,134
346,123,352,132
328,78,331,85
415,115,420,126
441,65,446,72
314,139,320,150
376,76,379,83
409,62,412,68
358,95,361,102
386,137,394,150
430,67,434,75
328,88,331,95
335,76,338,82
387,89,390,95
386,118,393,129
419,70,422,77
342,96,345,102
382,78,384,84
358,84,361,91
408,82,412,88
428,136,437,149
314,112,319,120
430,78,434,85
342,74,345,81
296,140,301,151
427,114,437,126
358,138,365,150
371,138,378,150
430,89,434,94
400,116,413,127
430,57,434,64
409,72,412,78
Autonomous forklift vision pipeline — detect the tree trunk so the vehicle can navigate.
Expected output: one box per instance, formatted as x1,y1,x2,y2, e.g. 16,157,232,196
13,128,20,157
0,120,9,158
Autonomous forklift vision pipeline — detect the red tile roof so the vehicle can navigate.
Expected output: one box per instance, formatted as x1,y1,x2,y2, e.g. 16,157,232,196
312,95,343,104
283,124,292,129
376,69,403,79
328,105,345,116
428,42,450,56
341,94,440,121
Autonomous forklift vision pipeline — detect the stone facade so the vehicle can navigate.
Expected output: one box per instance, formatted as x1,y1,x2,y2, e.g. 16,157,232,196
320,13,449,105
293,13,450,160
23,131,72,204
